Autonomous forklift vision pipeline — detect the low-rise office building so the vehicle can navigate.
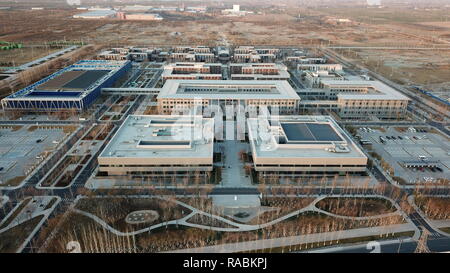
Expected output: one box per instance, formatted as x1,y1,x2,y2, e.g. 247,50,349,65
98,115,214,176
157,80,300,114
170,46,215,62
297,63,343,72
230,63,289,81
233,46,278,63
162,63,222,82
247,115,367,175
303,70,345,88
299,80,409,119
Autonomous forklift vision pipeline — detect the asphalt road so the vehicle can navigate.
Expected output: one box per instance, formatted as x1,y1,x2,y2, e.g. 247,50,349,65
307,236,450,253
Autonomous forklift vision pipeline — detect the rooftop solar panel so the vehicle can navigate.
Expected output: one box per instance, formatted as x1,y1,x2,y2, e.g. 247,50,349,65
307,123,343,141
36,71,86,91
281,123,315,141
281,122,343,142
62,70,110,90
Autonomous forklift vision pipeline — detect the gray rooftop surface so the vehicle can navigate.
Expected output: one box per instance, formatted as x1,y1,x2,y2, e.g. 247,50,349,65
248,116,367,159
100,115,214,159
62,70,111,90
281,123,343,142
158,80,300,100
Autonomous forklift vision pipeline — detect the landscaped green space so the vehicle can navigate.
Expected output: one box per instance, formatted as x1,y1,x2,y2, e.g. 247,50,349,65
415,197,450,220
75,197,191,232
0,215,44,253
316,197,397,217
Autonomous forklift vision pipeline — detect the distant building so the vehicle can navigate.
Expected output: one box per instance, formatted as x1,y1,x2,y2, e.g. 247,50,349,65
367,0,381,6
221,4,250,16
162,63,222,82
121,5,153,12
185,6,207,13
73,9,117,19
217,47,230,63
230,63,289,81
122,13,163,21
233,46,279,63
297,63,343,72
170,46,214,62
98,47,153,62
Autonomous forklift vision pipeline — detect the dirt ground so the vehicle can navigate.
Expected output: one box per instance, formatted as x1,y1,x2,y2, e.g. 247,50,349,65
0,46,63,66
1,7,449,48
335,48,450,101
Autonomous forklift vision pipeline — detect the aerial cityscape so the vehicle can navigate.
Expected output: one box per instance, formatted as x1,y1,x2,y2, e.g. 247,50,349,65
0,0,449,260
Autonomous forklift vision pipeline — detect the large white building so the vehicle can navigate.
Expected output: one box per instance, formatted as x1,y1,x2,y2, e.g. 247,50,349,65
98,115,214,176
157,80,300,114
300,80,410,119
247,115,367,175
233,46,279,63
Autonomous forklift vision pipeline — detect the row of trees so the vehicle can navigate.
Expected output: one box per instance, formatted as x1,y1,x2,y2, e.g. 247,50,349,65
416,196,450,220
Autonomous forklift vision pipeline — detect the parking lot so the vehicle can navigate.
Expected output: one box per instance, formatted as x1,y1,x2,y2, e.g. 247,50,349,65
357,126,450,184
37,123,114,188
0,125,67,187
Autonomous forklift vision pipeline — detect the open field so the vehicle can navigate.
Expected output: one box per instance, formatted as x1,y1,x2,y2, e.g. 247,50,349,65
0,46,64,67
315,7,450,24
1,6,449,47
335,48,450,101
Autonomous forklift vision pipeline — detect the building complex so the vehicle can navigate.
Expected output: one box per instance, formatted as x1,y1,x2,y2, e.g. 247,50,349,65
157,80,300,114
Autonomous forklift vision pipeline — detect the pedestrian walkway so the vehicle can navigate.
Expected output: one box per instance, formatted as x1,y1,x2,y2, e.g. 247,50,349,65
165,224,414,253
219,141,252,188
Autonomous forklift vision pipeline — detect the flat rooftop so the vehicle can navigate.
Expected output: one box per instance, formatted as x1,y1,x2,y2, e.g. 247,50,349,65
248,115,367,159
230,63,289,79
99,115,214,159
158,80,300,100
74,10,117,18
321,80,410,101
5,60,129,100
281,123,343,142
36,70,111,91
